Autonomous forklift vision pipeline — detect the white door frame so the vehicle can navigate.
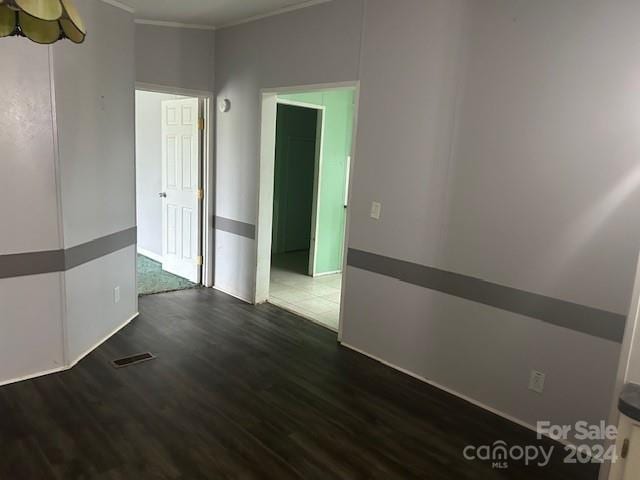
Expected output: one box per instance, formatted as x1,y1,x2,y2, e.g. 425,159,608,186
600,252,640,480
274,98,326,277
134,82,215,288
160,97,201,282
254,81,360,341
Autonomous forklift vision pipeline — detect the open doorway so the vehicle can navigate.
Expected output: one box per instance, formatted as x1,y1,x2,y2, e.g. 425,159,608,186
135,88,209,296
256,84,358,332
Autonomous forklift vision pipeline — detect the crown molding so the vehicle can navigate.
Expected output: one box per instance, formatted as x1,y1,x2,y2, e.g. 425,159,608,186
132,0,334,32
99,0,135,14
134,19,216,31
218,0,334,29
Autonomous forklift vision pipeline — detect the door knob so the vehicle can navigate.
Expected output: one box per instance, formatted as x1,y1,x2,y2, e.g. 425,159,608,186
159,192,167,198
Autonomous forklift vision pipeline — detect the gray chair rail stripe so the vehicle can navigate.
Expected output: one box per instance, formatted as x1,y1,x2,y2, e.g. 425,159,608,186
347,248,626,343
0,250,65,279
65,227,137,269
0,227,137,279
215,216,256,239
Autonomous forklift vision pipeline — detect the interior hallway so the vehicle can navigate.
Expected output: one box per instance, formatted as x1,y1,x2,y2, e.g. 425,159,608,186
269,251,342,330
0,289,597,479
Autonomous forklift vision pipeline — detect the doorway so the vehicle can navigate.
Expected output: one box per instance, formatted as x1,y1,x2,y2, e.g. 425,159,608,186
134,87,212,296
271,101,322,275
256,84,358,333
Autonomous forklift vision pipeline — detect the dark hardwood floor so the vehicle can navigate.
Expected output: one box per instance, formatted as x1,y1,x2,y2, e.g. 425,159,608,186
1,288,598,479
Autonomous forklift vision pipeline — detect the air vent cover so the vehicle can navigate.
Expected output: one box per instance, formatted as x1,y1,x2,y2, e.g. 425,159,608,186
111,352,156,369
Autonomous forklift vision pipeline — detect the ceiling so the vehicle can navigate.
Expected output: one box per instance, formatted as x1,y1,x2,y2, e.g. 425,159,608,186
119,0,328,28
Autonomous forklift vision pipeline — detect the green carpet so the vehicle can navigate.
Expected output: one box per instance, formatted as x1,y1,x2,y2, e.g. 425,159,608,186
137,254,197,296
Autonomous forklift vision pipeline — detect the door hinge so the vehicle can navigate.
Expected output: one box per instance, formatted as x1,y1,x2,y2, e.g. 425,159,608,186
196,255,203,266
622,438,630,459
198,117,205,130
196,188,204,200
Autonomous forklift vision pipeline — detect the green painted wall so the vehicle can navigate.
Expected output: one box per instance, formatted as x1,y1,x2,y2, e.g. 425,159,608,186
279,89,355,275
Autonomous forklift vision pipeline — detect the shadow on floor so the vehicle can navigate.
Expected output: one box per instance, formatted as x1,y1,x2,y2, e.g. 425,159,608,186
271,250,310,275
137,254,197,296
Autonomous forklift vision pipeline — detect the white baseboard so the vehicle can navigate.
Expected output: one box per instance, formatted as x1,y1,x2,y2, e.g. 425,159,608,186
0,313,139,388
137,248,163,264
69,312,139,368
339,341,577,449
0,365,68,387
313,269,342,277
213,285,254,304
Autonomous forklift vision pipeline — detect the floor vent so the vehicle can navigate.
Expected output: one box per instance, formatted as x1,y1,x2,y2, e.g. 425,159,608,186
111,352,156,369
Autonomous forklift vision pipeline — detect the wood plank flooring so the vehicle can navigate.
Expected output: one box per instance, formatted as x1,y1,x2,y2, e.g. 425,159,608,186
0,288,598,479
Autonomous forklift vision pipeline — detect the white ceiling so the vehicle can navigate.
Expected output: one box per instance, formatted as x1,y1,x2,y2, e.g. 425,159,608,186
118,0,329,29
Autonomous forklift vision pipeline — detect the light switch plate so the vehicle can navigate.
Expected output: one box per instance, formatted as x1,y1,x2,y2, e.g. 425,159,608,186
370,201,382,220
529,370,546,394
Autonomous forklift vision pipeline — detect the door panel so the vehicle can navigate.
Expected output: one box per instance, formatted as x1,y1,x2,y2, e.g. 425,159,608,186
167,136,178,187
284,137,316,252
161,98,201,283
272,104,319,259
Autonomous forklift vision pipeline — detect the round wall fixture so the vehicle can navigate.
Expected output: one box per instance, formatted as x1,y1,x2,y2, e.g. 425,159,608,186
218,98,231,113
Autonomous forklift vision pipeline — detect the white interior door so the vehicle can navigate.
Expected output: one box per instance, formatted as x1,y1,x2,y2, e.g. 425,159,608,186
161,98,201,283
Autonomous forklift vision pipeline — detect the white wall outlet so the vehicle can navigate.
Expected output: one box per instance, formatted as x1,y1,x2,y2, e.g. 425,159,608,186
370,201,382,220
114,286,120,304
529,370,546,394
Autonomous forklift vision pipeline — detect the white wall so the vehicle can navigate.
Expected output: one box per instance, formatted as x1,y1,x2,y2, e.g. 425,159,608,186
214,0,640,446
135,91,186,257
53,0,137,362
0,274,65,382
0,39,65,383
0,0,137,385
342,0,640,443
0,40,61,255
65,247,136,361
214,0,365,301
347,0,466,268
54,1,136,249
136,24,215,92
443,0,640,314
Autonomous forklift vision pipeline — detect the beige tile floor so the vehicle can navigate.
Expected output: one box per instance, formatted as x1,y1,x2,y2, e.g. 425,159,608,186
269,252,342,331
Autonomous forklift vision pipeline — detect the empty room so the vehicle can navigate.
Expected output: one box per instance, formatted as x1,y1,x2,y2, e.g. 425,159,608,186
2,1,640,479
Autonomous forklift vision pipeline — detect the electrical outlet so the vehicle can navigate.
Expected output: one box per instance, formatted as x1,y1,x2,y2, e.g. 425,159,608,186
529,370,546,394
370,201,382,220
114,286,120,304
